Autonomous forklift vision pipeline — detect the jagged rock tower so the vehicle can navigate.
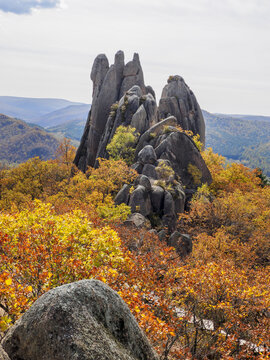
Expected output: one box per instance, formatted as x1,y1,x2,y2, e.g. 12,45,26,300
74,50,155,171
75,51,211,231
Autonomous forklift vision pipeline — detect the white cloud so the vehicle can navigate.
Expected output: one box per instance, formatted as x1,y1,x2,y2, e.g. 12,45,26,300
0,0,269,114
0,0,62,14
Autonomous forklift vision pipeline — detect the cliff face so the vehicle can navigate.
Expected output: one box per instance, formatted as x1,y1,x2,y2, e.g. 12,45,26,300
74,51,210,231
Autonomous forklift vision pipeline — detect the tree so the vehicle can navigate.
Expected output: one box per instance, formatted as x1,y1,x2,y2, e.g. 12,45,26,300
106,126,138,165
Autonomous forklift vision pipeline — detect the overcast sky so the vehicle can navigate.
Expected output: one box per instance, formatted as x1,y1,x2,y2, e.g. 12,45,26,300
0,0,269,115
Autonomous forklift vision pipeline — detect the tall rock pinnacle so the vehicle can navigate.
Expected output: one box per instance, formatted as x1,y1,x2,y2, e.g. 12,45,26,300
74,51,150,171
159,75,205,145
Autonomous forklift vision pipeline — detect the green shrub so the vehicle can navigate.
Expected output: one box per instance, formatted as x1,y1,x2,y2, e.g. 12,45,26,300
106,126,138,166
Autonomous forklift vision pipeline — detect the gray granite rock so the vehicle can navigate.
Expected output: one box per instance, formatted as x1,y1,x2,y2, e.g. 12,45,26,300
154,130,212,189
124,213,151,229
150,185,165,213
138,175,152,192
115,184,130,205
74,51,155,170
142,164,157,179
95,85,158,166
75,51,212,238
168,232,192,257
138,145,157,165
131,162,143,174
135,116,177,158
0,346,10,360
128,185,152,217
158,229,167,242
130,105,147,134
159,75,205,145
2,280,158,360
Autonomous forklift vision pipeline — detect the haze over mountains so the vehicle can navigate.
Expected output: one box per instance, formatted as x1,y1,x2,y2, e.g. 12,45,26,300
0,96,90,125
0,114,59,165
0,96,269,175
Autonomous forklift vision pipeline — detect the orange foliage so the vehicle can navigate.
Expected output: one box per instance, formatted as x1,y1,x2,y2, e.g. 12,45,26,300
0,146,269,359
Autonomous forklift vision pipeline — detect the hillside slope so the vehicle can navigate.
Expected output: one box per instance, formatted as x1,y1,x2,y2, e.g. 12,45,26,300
0,114,59,164
37,104,90,128
204,110,270,175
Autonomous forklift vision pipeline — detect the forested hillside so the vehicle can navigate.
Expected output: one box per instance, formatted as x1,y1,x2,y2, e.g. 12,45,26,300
0,114,59,164
204,111,270,175
0,142,269,359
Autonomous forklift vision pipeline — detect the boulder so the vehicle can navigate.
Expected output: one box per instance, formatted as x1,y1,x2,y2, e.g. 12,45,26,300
142,164,157,179
115,184,130,205
162,191,177,232
128,185,152,217
131,162,143,174
154,130,212,189
138,145,157,165
158,230,167,242
138,175,152,192
2,280,158,360
168,232,192,257
0,346,10,360
124,213,151,229
163,191,175,216
150,185,165,213
130,105,147,134
135,116,177,157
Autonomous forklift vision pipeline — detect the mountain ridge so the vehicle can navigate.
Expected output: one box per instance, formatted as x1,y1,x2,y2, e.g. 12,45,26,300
0,114,59,164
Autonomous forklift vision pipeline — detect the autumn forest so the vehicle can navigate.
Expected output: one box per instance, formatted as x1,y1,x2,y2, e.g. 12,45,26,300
0,137,269,359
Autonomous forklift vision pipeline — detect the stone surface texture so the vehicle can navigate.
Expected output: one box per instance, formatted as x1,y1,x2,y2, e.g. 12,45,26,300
2,280,158,360
0,346,10,360
159,75,205,145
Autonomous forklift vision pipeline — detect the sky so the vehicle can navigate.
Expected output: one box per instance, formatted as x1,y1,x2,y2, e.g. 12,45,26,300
0,0,270,115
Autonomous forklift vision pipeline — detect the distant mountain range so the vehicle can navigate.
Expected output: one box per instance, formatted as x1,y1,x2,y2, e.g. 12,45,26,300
0,96,89,123
0,96,269,175
0,96,90,147
215,113,270,123
0,114,59,165
36,104,89,128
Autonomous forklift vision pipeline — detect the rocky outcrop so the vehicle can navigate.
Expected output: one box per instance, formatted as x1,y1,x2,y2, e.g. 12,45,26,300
119,118,211,231
2,280,158,360
74,52,154,171
159,75,205,145
95,86,158,166
74,51,211,233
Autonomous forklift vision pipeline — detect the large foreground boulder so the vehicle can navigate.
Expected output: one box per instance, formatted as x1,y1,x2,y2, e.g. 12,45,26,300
0,346,10,360
2,280,158,360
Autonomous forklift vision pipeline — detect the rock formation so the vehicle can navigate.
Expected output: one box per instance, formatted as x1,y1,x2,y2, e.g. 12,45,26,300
2,280,158,360
74,51,211,232
159,75,205,144
74,51,155,171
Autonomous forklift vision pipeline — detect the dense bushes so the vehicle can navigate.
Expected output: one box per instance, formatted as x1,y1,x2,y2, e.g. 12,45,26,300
0,143,269,359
